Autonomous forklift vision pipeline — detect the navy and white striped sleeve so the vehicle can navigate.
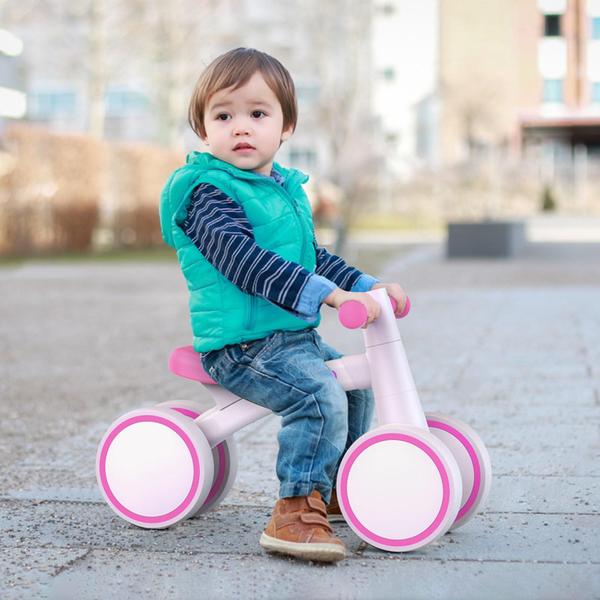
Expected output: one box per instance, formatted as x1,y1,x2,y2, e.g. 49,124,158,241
182,183,335,319
314,240,379,292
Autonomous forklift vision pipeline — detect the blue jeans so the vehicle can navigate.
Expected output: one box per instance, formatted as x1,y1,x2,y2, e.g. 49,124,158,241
201,328,374,504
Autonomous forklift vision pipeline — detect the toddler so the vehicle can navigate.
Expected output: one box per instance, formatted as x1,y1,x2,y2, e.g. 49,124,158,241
160,48,406,562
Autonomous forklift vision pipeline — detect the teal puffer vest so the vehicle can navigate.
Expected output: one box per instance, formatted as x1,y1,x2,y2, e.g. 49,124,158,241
160,152,319,352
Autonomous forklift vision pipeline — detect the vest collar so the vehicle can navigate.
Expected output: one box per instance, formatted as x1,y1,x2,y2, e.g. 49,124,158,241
186,151,309,188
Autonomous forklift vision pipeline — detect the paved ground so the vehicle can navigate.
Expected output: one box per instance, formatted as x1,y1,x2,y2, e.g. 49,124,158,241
1,239,599,599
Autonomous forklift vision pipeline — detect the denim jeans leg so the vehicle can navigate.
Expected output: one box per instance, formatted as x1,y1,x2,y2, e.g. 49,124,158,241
312,332,375,481
344,388,375,451
275,367,349,503
201,330,349,504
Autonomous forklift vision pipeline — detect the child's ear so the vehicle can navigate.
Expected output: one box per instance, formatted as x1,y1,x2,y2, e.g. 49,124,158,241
280,125,294,143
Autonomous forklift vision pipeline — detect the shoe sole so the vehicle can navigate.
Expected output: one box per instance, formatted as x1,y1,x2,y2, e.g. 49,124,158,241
259,532,346,562
327,514,346,524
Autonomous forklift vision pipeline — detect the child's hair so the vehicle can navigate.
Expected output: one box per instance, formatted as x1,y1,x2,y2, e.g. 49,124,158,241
188,47,298,140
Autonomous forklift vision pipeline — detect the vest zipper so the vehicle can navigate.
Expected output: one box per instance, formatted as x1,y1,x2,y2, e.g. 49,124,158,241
273,182,307,264
245,295,256,330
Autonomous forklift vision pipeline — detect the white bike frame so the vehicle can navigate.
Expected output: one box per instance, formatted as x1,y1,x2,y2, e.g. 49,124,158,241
194,288,426,448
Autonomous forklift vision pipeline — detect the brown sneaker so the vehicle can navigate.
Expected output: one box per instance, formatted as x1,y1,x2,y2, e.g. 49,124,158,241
326,488,345,523
259,490,346,562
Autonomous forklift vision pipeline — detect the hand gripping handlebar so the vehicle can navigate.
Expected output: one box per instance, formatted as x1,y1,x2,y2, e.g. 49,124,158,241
338,296,411,329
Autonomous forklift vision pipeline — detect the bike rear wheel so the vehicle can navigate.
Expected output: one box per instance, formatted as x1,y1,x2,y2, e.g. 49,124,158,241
96,407,214,528
157,400,238,515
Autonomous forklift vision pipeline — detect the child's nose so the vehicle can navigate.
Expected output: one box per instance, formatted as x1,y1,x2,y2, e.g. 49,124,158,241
233,117,251,136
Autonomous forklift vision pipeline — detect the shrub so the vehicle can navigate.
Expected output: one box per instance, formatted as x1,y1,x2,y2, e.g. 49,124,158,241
541,184,557,212
0,125,183,256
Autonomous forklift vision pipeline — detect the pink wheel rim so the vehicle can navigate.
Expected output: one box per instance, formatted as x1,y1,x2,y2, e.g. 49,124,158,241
204,444,228,505
98,414,201,524
427,419,482,522
171,406,228,506
339,432,451,547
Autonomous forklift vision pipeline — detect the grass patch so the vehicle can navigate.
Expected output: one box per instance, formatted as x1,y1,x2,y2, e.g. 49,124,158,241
350,213,443,233
0,246,177,267
1,232,420,279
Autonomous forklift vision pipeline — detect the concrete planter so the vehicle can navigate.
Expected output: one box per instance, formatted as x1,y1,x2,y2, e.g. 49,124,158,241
446,220,526,258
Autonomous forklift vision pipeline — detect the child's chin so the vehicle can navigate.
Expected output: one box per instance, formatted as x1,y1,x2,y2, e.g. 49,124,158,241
231,157,261,171
234,162,256,172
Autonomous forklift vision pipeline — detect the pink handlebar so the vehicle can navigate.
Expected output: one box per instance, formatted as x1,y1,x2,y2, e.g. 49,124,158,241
339,296,411,329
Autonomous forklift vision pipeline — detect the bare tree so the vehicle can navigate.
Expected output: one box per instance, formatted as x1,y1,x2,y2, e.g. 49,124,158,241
141,0,219,148
299,0,382,252
0,0,218,144
86,0,107,137
1,0,125,137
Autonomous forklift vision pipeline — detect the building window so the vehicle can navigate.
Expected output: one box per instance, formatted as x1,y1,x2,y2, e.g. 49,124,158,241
105,89,148,116
378,3,396,16
592,17,600,40
296,84,319,105
544,14,561,37
29,91,76,117
289,148,316,169
385,132,398,145
382,67,396,81
592,82,600,103
543,79,563,102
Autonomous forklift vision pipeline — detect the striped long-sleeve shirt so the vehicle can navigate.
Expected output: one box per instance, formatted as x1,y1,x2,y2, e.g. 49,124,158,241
182,171,378,321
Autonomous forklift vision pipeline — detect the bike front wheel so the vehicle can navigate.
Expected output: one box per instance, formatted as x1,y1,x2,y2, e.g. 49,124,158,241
336,424,462,552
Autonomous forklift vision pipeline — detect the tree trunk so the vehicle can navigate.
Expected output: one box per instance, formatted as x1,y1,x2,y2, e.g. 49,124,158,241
87,0,107,138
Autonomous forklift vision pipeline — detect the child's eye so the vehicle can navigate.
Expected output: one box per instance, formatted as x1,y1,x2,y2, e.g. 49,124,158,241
251,110,266,119
216,113,230,121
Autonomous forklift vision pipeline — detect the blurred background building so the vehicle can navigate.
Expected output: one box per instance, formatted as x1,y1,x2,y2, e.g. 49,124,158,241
0,0,599,256
4,0,600,174
0,28,26,131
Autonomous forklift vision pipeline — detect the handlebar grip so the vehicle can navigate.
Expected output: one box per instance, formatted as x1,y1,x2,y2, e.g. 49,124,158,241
394,296,411,319
338,296,411,329
338,300,368,329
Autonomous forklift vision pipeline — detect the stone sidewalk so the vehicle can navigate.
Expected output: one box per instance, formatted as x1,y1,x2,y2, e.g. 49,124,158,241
1,241,599,599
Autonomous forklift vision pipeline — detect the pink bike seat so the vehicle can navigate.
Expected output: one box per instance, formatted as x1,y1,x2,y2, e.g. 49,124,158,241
168,345,217,385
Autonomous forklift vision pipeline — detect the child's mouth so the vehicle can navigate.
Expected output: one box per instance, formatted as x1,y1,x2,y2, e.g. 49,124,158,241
233,143,255,152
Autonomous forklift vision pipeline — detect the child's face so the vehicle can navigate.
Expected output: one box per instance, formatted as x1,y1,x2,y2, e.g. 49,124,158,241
202,71,293,176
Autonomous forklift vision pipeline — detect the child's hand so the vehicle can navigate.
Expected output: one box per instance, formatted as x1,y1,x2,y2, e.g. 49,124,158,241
371,282,408,317
324,288,381,327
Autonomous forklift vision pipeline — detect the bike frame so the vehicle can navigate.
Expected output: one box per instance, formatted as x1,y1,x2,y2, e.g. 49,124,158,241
193,288,427,449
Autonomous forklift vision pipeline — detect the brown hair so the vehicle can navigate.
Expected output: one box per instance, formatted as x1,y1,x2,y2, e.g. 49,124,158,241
188,48,298,139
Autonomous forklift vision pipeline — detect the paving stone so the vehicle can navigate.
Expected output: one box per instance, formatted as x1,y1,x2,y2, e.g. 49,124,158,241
487,475,599,514
358,512,599,563
2,242,600,598
46,548,600,600
0,499,364,556
0,546,89,600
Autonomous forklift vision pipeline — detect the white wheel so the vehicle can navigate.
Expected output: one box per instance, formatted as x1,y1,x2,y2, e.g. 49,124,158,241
336,425,462,552
194,436,238,515
156,400,238,514
426,412,492,530
96,407,214,529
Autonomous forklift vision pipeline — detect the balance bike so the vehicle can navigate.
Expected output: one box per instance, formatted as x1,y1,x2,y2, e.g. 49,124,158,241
96,288,491,551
